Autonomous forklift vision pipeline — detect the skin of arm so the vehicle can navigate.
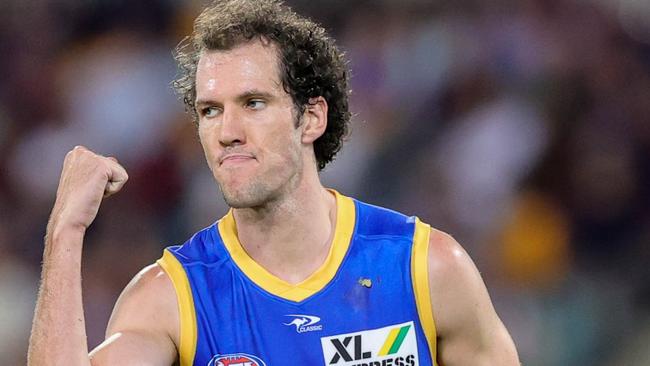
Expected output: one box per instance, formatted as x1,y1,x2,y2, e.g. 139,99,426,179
428,229,520,366
89,264,179,365
27,146,178,366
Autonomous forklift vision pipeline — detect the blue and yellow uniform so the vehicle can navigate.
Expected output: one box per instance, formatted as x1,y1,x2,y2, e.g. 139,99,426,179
158,191,437,366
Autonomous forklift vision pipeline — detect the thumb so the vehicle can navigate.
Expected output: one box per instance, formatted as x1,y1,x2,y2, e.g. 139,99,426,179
103,157,129,198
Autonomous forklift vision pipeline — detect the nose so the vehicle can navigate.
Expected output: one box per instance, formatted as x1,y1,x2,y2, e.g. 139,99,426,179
218,107,246,147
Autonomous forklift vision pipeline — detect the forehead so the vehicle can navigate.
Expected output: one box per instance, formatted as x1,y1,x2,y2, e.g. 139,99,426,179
195,40,283,98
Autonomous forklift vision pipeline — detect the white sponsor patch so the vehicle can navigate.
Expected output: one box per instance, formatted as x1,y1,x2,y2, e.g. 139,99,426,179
320,321,419,366
283,314,323,333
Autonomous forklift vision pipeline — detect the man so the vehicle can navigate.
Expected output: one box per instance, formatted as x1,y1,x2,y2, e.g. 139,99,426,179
28,0,519,365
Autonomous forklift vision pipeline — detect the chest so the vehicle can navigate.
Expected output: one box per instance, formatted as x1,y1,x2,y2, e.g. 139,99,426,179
184,237,432,366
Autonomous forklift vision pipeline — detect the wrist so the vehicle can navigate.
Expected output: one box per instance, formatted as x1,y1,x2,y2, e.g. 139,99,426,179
46,221,86,249
47,207,89,235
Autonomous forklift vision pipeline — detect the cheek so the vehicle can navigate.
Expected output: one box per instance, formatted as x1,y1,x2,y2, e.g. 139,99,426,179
198,126,218,167
262,125,302,162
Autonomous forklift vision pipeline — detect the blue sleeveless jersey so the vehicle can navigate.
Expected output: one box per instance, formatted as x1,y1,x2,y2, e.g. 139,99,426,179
158,191,437,366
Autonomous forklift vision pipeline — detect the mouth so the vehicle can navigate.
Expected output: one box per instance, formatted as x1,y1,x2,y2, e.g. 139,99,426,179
219,153,256,166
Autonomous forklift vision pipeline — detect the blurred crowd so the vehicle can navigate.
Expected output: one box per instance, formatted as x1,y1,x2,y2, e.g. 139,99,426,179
0,0,649,364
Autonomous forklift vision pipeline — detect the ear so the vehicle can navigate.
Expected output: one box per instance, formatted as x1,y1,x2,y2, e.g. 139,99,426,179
300,96,328,144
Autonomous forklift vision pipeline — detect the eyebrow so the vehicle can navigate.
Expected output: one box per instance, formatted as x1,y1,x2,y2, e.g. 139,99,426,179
195,89,276,108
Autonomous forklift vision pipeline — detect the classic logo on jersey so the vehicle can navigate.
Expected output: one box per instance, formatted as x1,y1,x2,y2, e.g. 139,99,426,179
284,314,323,333
208,353,266,366
321,321,418,366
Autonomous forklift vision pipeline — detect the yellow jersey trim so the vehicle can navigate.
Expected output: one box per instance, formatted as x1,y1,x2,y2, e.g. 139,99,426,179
157,250,197,366
411,219,437,365
218,190,356,302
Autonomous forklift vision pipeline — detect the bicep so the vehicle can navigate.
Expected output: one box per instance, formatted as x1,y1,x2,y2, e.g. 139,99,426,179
90,330,177,366
427,229,519,366
89,264,179,366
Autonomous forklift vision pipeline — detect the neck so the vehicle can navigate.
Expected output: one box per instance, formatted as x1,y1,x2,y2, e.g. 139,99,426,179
232,174,337,284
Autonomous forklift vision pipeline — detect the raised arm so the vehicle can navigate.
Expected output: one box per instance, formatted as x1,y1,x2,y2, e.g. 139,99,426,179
427,229,520,366
27,146,177,366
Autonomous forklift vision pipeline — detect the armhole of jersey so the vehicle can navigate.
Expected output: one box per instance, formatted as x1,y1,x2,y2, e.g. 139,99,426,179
411,218,438,365
157,250,197,366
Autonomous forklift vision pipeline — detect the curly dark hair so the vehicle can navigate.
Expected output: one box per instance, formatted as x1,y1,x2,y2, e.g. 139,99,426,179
173,0,351,171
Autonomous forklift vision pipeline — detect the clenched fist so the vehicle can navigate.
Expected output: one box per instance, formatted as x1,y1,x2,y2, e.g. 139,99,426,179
49,146,128,234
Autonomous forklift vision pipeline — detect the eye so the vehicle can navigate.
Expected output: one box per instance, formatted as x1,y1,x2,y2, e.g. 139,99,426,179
246,99,266,110
201,106,221,118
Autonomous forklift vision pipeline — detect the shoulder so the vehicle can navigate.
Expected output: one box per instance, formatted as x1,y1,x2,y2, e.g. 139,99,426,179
425,228,490,335
119,263,176,304
89,263,180,364
424,228,521,364
106,262,179,346
426,228,475,282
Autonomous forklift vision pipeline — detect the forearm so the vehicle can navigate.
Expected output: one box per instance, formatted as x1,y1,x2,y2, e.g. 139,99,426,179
28,226,91,366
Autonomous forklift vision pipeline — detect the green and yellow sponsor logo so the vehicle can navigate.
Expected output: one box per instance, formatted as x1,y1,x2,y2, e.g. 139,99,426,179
378,324,411,356
321,321,419,366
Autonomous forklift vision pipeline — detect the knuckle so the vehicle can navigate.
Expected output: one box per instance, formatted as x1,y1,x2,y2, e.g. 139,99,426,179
67,146,94,160
67,147,80,157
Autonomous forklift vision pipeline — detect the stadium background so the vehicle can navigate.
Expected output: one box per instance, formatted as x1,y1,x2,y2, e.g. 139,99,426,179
1,0,649,364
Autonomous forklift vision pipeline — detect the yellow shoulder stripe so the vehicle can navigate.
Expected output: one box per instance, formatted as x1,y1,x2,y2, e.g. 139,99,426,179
411,219,438,365
157,250,197,366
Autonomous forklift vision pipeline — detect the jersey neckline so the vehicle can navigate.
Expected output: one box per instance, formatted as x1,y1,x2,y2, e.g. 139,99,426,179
217,190,356,302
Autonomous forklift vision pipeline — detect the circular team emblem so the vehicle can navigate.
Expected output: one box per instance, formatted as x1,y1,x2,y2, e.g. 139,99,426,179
208,353,267,366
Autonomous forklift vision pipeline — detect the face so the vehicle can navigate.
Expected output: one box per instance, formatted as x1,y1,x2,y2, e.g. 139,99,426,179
195,40,305,208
